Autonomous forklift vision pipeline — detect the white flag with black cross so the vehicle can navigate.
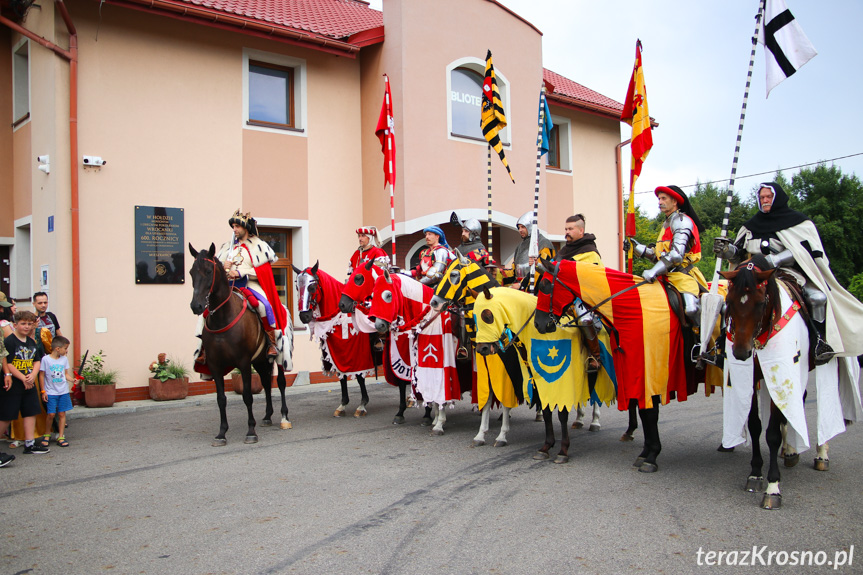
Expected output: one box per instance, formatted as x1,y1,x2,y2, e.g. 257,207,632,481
758,0,817,97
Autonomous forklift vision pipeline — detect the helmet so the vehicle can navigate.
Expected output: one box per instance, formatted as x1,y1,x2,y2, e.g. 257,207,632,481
461,218,481,242
229,209,258,236
516,211,534,230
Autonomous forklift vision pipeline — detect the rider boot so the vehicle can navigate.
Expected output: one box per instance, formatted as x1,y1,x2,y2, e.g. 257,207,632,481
266,330,279,359
194,315,207,364
802,282,835,364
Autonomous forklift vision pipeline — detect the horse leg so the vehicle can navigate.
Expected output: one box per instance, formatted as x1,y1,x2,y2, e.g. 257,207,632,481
276,366,290,429
240,366,258,444
534,402,544,422
421,405,433,427
533,404,555,461
212,375,229,447
431,404,446,436
473,402,491,446
761,403,786,509
621,398,638,442
393,381,407,425
354,374,369,418
814,442,829,471
572,404,586,429
259,360,274,427
589,403,601,432
745,388,765,492
636,397,661,473
334,376,349,417
494,406,511,447
555,408,571,464
781,422,800,467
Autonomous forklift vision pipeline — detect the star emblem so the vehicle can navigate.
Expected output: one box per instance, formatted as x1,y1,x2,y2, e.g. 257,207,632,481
547,346,559,360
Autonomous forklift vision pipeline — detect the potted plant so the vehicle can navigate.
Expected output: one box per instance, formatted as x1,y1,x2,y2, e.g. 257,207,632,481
231,366,263,395
80,350,119,408
148,353,190,401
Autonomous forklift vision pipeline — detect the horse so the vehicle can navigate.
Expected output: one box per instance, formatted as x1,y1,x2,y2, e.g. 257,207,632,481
533,257,722,472
430,253,528,447
188,243,292,445
719,255,862,509
338,261,434,426
368,269,466,435
294,262,374,418
474,287,616,464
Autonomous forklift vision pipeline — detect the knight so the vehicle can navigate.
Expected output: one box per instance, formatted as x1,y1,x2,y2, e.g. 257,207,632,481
502,211,556,292
628,185,707,328
410,226,455,287
713,181,863,361
348,226,390,278
454,218,493,265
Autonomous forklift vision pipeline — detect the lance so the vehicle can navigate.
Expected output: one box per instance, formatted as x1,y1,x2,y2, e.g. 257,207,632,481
528,85,548,293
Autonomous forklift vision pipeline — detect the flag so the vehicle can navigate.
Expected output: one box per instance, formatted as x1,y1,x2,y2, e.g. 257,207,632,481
481,50,515,183
375,74,396,186
538,92,553,157
620,40,653,238
758,0,817,97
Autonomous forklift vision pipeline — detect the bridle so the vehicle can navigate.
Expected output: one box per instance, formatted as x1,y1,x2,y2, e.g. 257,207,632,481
727,261,775,350
197,257,248,334
297,270,320,314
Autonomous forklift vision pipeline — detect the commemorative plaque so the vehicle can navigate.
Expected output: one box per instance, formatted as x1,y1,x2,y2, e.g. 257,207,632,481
135,206,185,284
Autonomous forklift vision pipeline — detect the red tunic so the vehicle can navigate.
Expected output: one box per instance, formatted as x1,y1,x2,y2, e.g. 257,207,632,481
349,246,389,272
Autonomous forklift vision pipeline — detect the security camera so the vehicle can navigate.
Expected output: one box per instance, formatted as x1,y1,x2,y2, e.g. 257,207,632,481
37,155,50,164
83,155,106,166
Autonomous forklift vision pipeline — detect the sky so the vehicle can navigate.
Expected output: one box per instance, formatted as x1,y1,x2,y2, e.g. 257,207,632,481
368,0,862,216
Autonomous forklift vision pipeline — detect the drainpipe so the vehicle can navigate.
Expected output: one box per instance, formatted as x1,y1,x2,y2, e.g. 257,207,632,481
0,2,79,363
615,139,630,271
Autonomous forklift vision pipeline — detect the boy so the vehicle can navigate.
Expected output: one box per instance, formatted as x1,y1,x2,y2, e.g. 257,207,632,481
0,310,49,455
0,335,15,466
39,335,75,447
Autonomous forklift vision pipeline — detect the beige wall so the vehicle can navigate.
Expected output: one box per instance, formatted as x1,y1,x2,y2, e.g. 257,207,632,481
0,27,12,239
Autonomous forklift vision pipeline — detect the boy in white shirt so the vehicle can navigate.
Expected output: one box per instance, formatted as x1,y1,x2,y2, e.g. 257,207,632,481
39,336,75,448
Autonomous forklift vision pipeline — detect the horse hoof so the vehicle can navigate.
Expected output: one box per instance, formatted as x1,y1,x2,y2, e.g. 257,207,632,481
813,458,829,471
354,409,367,418
638,462,658,473
717,445,735,453
261,419,273,427
784,453,800,468
493,440,507,448
393,416,405,425
620,433,634,442
420,417,433,427
745,476,764,492
333,409,346,418
553,454,570,464
760,493,782,510
533,451,550,461
472,439,485,447
430,429,444,437
212,438,227,447
588,424,600,432
534,412,544,422
244,435,258,444
633,456,646,467
280,421,292,430
572,421,584,429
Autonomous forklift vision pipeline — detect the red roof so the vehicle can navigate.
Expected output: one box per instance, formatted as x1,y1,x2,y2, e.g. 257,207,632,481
543,68,624,121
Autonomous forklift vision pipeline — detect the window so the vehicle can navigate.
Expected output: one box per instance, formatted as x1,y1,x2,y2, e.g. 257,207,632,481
546,124,561,169
248,61,294,129
243,49,306,134
546,116,571,172
258,228,293,320
13,40,29,127
447,59,509,145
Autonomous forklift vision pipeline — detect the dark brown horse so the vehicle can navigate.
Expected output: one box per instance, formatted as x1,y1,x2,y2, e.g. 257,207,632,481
189,243,291,446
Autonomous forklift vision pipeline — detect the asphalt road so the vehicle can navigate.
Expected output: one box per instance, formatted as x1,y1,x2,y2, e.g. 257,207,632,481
2,381,861,575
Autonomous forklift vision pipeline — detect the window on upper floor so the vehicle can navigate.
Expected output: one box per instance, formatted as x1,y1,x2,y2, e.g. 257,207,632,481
546,116,571,172
13,40,29,128
243,49,306,134
546,124,561,169
448,61,509,145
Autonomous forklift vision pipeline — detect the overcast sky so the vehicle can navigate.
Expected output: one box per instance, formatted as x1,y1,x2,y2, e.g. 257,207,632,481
369,0,861,216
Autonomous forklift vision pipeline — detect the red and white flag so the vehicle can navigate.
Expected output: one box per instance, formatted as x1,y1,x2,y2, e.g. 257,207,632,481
375,75,396,187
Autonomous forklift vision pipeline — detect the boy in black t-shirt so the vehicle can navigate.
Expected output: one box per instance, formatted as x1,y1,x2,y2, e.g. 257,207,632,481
1,310,49,455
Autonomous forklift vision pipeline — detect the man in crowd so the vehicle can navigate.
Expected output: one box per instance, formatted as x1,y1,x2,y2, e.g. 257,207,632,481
411,226,455,287
33,292,62,351
454,218,492,265
503,211,555,292
554,214,602,266
348,227,390,278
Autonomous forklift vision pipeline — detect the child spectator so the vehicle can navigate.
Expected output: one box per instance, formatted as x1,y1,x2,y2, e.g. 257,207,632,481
39,336,74,448
0,310,49,455
0,334,14,467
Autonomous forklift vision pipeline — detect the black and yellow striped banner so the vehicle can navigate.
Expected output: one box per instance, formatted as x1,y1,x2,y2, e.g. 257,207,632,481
481,50,514,184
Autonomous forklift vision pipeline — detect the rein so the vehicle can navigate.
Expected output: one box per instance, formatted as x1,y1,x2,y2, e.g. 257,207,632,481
727,261,785,350
199,257,250,334
548,261,647,327
500,309,536,352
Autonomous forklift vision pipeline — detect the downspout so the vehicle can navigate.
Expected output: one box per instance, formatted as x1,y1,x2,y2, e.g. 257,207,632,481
615,139,630,271
0,2,79,363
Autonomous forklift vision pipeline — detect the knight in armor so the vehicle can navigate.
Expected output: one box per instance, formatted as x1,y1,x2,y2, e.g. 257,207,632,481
454,218,493,266
411,226,455,286
348,226,390,278
628,185,707,328
713,181,863,360
503,211,556,291
195,210,283,364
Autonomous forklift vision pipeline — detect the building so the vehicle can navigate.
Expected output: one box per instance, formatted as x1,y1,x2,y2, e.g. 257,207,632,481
1,0,626,398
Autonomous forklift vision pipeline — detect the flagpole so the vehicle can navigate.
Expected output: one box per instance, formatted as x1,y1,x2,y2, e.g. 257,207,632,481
487,145,493,257
389,182,396,266
528,86,547,293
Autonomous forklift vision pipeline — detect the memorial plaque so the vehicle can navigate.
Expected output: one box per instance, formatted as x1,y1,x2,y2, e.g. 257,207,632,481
135,206,185,284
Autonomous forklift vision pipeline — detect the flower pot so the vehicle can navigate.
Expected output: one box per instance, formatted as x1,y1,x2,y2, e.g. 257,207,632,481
149,377,189,401
231,372,263,394
85,383,116,408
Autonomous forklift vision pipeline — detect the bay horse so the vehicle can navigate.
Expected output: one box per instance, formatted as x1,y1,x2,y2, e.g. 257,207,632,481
533,257,722,472
719,255,861,509
294,262,373,418
188,243,291,446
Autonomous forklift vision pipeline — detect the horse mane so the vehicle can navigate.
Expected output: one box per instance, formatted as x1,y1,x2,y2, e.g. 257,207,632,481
311,268,345,321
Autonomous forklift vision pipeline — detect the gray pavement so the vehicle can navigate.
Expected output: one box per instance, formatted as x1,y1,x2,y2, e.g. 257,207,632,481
1,379,861,575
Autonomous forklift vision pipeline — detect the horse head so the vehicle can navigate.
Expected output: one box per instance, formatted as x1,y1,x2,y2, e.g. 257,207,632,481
430,250,498,311
340,260,383,313
719,256,780,361
473,287,537,357
294,261,320,324
534,258,573,334
369,270,399,334
188,242,222,315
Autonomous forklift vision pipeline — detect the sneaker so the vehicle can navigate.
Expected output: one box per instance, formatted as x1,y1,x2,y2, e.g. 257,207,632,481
23,444,50,455
0,452,14,467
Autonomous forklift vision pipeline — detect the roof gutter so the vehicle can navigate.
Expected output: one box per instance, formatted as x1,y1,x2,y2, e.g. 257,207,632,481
107,0,362,58
0,1,80,365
